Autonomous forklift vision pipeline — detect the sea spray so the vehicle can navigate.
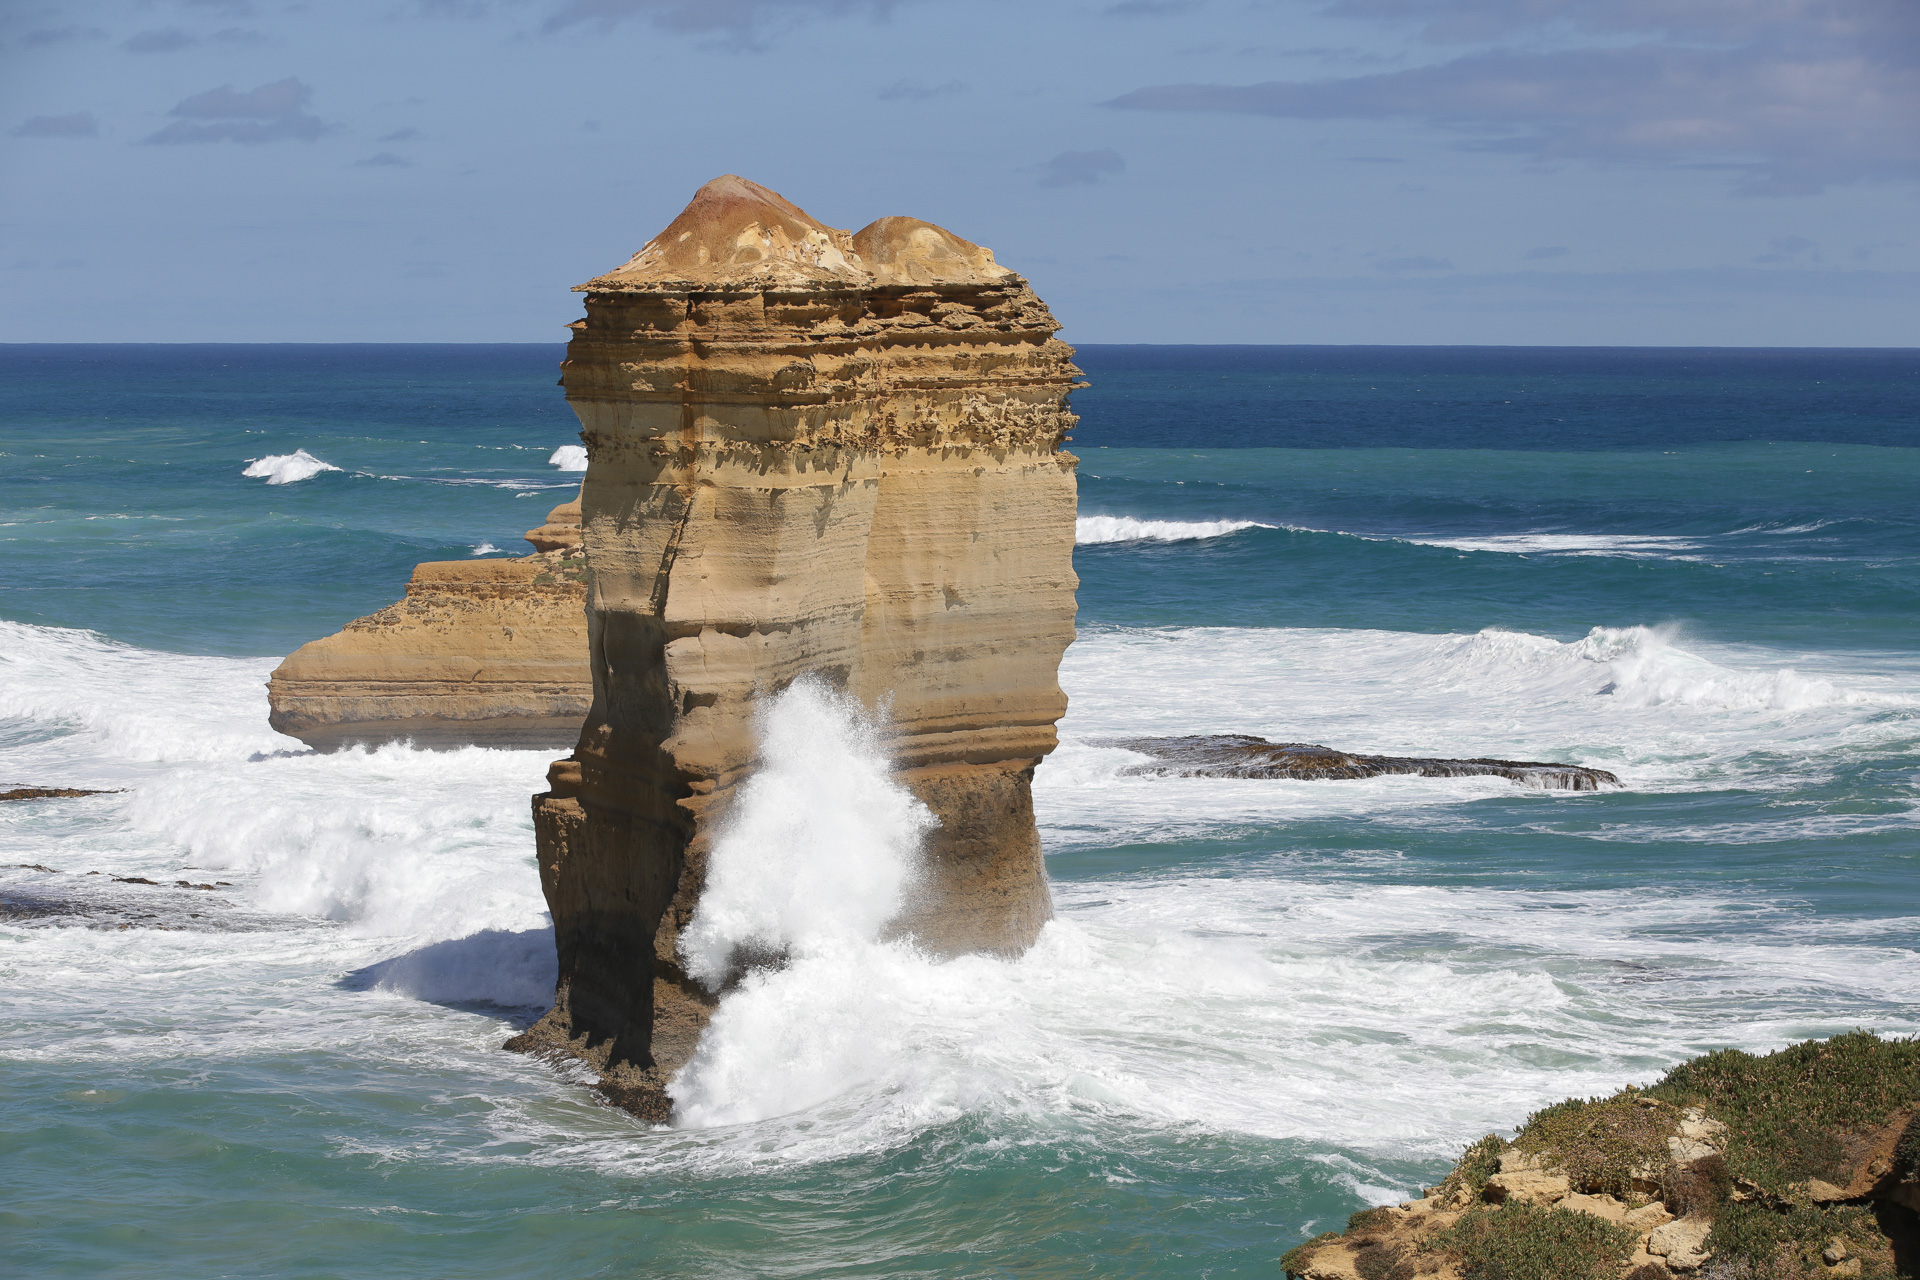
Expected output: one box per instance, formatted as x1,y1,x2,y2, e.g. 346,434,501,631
548,444,588,471
241,449,341,485
677,677,937,990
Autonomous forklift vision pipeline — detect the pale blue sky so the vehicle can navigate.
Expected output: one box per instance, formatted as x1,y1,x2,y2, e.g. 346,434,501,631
3,0,1916,344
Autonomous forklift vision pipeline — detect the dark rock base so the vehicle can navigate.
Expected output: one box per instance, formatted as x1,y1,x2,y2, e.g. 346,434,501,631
1108,735,1619,792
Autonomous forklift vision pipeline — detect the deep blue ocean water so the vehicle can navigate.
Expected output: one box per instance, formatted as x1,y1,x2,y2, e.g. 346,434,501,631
2,344,1917,1277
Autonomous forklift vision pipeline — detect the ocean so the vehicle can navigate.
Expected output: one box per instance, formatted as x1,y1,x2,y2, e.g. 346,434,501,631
2,343,1916,1277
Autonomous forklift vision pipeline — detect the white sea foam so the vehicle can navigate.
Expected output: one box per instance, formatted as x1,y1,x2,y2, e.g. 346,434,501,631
3,617,1915,1184
678,679,934,990
241,449,341,485
548,445,588,471
471,542,503,556
1035,623,1919,846
1402,533,1705,558
1076,516,1274,545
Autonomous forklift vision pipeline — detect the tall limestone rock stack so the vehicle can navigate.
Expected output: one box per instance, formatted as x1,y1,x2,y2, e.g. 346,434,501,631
507,176,1081,1115
266,492,591,750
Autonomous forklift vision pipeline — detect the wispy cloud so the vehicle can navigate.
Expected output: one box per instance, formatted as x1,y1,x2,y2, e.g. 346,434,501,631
15,25,108,47
1524,245,1569,260
1753,235,1818,263
13,112,100,138
123,28,196,53
876,79,966,101
1108,0,1920,195
353,152,413,167
1375,254,1452,272
1035,148,1126,187
540,0,897,45
143,78,332,145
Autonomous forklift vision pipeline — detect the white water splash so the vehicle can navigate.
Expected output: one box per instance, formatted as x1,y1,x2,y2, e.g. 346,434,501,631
1076,516,1274,545
241,449,341,485
548,445,588,471
677,678,936,990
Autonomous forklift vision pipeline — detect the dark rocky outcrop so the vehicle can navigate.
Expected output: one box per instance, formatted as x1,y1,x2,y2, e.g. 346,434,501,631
1109,734,1619,792
1,787,117,802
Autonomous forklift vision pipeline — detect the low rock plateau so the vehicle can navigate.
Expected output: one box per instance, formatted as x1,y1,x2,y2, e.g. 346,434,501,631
1111,734,1619,792
266,494,592,751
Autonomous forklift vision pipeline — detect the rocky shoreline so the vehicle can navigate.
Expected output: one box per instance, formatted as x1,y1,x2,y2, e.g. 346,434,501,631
1111,734,1620,792
1284,1032,1920,1279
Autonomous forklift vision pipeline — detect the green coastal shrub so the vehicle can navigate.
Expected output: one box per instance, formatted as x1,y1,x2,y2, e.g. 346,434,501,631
1705,1201,1894,1278
1512,1091,1676,1198
1659,1151,1732,1219
1649,1030,1920,1192
1438,1133,1507,1202
1438,1201,1637,1280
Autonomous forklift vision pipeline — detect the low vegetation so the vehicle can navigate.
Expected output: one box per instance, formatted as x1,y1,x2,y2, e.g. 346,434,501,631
1282,1033,1920,1279
1439,1201,1638,1280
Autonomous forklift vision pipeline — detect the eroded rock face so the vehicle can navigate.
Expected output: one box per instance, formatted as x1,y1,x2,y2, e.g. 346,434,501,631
266,494,593,751
506,175,1079,1108
1111,734,1620,792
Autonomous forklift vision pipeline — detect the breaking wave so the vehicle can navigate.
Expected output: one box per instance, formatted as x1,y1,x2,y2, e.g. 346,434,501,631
241,449,341,485
1076,516,1275,545
678,678,934,990
548,445,588,471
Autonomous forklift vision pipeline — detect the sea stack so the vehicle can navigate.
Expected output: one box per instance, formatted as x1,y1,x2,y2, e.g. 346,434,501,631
507,176,1080,1114
265,493,592,751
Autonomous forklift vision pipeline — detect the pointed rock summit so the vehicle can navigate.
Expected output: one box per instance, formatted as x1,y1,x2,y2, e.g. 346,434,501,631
582,173,867,289
853,215,1012,286
580,175,1015,291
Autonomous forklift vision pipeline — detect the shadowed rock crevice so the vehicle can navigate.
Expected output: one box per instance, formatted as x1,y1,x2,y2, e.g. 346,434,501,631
1109,734,1620,792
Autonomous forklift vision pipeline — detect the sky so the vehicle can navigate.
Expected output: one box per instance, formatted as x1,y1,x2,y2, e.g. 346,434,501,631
3,0,1917,345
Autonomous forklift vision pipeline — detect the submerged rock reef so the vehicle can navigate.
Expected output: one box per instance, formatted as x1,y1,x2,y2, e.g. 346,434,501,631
266,493,592,751
1285,1032,1920,1280
503,176,1081,1116
1114,734,1619,792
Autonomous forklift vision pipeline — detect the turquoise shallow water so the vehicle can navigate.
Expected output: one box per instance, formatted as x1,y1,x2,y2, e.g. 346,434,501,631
2,345,1917,1277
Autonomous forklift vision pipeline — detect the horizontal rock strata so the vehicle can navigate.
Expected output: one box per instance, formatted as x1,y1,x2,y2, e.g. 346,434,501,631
507,175,1080,1115
267,494,592,751
1109,734,1619,791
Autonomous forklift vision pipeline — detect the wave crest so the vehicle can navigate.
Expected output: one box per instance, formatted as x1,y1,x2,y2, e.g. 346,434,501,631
1076,516,1274,545
241,449,340,485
